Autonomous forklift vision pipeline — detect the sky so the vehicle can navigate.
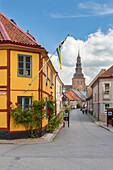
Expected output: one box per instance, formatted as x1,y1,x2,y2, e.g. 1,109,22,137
1,0,113,85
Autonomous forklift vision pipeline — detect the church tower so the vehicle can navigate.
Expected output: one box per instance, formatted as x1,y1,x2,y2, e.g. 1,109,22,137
72,50,86,91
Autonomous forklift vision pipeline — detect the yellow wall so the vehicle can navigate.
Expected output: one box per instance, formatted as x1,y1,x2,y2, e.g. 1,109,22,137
0,50,7,128
0,95,7,109
42,59,55,98
10,51,39,91
0,48,57,132
0,70,7,85
9,50,40,131
0,50,7,66
0,112,7,128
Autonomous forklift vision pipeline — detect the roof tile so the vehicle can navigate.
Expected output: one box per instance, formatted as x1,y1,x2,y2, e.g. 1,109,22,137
0,11,40,46
100,65,113,78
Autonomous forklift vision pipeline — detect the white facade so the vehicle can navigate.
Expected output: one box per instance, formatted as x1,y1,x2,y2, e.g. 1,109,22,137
56,76,63,114
92,78,113,123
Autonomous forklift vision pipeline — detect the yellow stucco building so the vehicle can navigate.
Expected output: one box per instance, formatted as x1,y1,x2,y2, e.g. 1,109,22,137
0,12,57,139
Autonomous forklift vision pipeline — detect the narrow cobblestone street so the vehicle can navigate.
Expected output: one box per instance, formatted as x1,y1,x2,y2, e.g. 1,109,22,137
1,109,113,170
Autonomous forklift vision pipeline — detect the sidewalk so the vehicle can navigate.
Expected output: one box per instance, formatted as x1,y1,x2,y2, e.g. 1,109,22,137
0,123,63,144
87,112,113,133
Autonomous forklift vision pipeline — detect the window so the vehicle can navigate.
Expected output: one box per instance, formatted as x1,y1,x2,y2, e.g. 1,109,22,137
77,80,79,84
104,104,109,113
50,72,53,88
60,85,61,93
60,101,62,109
18,54,32,77
81,81,82,84
46,65,48,85
95,93,96,102
18,96,32,110
104,83,109,94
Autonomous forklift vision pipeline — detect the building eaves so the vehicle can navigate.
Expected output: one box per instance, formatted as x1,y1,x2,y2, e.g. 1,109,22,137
71,89,86,101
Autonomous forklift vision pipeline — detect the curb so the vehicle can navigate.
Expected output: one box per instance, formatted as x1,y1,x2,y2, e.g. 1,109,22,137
87,113,113,133
0,123,63,144
42,123,63,143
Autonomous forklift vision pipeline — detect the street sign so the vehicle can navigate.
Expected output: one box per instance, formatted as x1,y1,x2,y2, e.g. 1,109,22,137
108,112,112,116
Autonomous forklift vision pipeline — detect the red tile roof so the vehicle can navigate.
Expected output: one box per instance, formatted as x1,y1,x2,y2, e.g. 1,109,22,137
0,32,4,40
0,11,41,47
65,90,81,101
100,65,113,78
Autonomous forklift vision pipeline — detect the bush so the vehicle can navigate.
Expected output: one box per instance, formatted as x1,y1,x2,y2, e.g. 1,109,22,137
46,111,64,133
77,103,81,108
47,96,55,120
8,99,45,138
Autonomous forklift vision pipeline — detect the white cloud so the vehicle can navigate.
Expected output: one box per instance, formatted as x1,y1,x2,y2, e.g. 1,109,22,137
79,2,113,16
50,2,113,19
50,28,113,86
50,12,94,18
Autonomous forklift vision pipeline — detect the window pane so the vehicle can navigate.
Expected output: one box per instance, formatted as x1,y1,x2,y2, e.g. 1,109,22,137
19,62,24,68
105,104,109,112
26,57,30,62
105,84,109,90
19,69,24,75
25,98,29,105
26,63,30,69
19,56,23,62
26,69,30,75
18,97,22,108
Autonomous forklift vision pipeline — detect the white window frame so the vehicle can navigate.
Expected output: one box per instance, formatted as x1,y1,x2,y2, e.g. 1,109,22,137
104,103,109,113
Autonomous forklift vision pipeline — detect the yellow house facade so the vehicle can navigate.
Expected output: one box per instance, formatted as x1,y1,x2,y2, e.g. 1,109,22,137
0,12,56,139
